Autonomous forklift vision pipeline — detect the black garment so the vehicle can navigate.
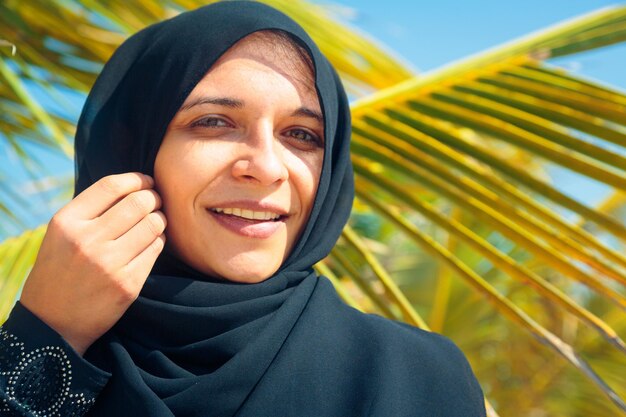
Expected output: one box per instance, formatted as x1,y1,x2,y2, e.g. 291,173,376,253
1,281,484,417
1,302,109,416
1,1,486,416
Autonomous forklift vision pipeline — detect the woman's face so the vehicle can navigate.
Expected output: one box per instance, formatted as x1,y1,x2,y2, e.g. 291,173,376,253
154,34,324,283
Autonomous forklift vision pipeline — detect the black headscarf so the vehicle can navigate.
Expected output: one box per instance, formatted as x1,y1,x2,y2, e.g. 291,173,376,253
77,2,485,416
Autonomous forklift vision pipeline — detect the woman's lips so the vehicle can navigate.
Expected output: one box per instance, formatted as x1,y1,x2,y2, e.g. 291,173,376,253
206,209,285,239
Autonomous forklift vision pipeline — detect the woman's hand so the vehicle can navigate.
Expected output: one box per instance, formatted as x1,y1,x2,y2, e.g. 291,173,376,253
20,172,167,356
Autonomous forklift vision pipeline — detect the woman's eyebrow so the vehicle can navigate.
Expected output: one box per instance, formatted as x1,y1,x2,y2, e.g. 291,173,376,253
292,107,323,123
179,96,244,112
179,97,322,123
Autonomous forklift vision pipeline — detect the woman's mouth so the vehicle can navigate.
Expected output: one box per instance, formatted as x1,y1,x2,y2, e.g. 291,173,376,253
206,207,287,238
210,207,283,221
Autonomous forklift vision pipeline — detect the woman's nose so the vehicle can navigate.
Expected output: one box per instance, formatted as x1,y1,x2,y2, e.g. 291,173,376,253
231,123,288,186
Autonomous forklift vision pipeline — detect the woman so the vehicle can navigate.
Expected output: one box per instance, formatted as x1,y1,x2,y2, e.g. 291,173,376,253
0,2,486,416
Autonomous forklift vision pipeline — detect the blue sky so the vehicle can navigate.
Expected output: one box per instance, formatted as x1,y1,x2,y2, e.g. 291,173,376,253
2,1,625,237
318,0,626,90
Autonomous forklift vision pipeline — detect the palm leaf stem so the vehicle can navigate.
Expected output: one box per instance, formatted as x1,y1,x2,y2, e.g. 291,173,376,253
523,63,626,100
428,211,458,333
350,6,626,114
402,99,626,190
459,80,626,148
595,191,626,218
328,249,398,320
341,225,429,329
429,89,626,170
476,73,626,128
351,132,626,304
353,114,626,273
354,116,626,283
357,109,626,241
0,58,72,157
353,167,626,354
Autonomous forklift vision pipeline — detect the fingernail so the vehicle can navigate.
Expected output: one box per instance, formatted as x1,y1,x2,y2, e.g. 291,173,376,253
145,175,154,186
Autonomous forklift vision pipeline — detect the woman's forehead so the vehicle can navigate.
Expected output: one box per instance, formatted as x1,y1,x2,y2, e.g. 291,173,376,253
181,31,320,111
215,32,314,87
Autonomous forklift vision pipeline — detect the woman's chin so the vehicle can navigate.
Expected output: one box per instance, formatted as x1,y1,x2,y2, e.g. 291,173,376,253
215,267,279,284
195,253,283,284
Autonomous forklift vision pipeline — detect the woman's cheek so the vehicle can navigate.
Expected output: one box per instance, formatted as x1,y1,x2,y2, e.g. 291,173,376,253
287,150,323,201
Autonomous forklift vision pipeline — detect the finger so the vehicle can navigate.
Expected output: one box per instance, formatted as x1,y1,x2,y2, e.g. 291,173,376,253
124,234,166,288
96,189,162,240
65,173,154,220
114,211,167,262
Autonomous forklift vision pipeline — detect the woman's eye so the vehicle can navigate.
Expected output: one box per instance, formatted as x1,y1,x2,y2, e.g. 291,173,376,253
190,116,231,128
286,128,323,147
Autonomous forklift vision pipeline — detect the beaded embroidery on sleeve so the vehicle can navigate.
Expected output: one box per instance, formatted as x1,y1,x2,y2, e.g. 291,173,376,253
0,326,97,417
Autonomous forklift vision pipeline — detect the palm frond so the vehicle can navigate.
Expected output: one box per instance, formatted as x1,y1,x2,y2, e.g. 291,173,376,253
345,5,626,413
0,225,45,321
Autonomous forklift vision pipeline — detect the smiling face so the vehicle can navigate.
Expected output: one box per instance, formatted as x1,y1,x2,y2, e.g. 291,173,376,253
154,32,324,283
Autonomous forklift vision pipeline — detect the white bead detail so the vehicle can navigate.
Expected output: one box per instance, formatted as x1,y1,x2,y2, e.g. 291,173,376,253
0,327,96,416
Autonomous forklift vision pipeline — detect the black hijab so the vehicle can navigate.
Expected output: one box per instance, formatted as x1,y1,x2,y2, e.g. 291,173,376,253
76,2,485,416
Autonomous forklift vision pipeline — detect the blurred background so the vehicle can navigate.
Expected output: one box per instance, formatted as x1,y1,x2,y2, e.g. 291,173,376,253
1,1,625,416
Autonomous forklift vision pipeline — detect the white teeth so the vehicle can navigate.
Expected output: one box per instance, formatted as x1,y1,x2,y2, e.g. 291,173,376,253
211,208,281,221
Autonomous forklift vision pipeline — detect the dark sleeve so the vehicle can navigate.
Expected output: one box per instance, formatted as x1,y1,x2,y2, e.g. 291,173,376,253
0,301,111,416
